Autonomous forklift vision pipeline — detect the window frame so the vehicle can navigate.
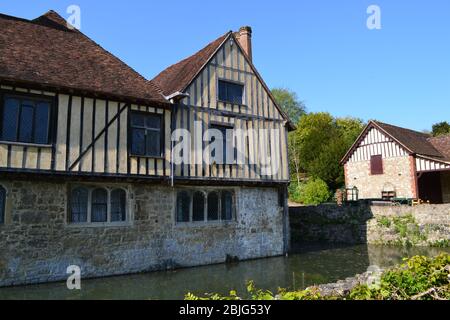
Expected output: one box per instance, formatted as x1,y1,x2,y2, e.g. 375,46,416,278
217,79,245,106
175,189,236,225
129,110,164,158
70,186,89,223
209,123,236,165
68,185,130,227
91,188,108,223
370,154,384,175
0,185,6,225
110,188,127,222
192,191,207,222
0,91,55,146
221,190,234,221
176,190,191,223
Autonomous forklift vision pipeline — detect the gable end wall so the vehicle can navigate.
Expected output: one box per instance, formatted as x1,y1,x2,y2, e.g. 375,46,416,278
344,127,415,199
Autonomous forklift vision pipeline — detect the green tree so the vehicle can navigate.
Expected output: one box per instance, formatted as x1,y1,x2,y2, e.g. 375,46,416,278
432,121,450,137
271,88,306,124
290,113,364,191
337,117,365,146
271,88,306,184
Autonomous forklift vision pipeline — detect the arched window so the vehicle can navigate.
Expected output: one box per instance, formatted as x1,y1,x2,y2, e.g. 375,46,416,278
111,189,127,222
70,187,88,223
207,192,219,221
91,188,108,222
0,185,6,224
193,192,205,222
221,191,233,221
176,191,190,222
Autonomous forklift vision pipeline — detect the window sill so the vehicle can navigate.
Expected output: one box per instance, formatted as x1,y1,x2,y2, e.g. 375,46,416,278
217,100,249,109
130,154,165,160
66,221,132,228
175,220,237,228
0,141,52,148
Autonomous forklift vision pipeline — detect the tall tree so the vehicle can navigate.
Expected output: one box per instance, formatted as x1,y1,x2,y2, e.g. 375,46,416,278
271,88,306,124
289,113,364,190
271,87,307,184
432,121,450,137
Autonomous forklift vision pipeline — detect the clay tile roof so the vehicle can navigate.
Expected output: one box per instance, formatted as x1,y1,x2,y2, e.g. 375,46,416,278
428,135,450,161
151,32,231,97
374,121,444,158
0,10,167,105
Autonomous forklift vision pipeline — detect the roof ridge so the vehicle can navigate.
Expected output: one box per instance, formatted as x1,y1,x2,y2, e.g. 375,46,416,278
0,12,33,23
0,10,77,33
154,31,231,79
372,120,444,158
373,120,431,137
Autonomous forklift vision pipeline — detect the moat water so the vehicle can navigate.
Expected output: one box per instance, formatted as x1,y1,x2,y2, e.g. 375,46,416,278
0,244,448,300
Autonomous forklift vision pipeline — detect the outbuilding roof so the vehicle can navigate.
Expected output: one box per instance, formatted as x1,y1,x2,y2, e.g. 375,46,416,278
341,120,450,164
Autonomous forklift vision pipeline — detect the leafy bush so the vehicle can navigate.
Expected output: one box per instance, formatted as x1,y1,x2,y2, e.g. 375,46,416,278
297,178,331,205
185,280,324,301
350,254,450,300
186,254,450,300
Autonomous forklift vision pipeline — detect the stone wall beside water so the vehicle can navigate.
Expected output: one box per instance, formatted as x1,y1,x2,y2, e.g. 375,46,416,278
0,179,284,287
290,203,450,246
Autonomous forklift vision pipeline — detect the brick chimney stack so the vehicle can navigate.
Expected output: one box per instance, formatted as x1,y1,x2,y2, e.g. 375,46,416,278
235,26,252,61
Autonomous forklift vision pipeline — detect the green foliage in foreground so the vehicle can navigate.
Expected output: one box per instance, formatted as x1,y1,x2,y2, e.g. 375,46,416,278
185,254,450,300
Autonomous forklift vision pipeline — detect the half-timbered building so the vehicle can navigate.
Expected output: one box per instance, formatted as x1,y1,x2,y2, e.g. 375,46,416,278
0,11,293,286
341,121,450,203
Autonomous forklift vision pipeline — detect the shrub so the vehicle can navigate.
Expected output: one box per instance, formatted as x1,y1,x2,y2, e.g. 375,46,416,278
297,178,331,205
350,254,450,300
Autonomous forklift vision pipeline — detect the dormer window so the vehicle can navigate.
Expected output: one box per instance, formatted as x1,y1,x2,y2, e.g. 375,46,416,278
218,80,243,105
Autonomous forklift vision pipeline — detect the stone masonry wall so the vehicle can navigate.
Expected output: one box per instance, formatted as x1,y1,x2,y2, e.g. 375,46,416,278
345,156,415,199
0,180,284,287
290,203,450,246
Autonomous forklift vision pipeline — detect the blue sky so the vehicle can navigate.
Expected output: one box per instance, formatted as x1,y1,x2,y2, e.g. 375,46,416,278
1,0,449,131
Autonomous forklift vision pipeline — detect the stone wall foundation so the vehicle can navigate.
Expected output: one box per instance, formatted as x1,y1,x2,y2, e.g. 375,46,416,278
0,180,284,287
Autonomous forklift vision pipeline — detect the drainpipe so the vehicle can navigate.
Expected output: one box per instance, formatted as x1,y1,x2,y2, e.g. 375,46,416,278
282,123,291,255
281,184,290,255
166,93,189,188
170,103,177,188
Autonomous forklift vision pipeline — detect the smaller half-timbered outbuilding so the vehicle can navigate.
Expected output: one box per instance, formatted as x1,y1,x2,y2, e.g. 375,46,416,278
341,120,450,203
